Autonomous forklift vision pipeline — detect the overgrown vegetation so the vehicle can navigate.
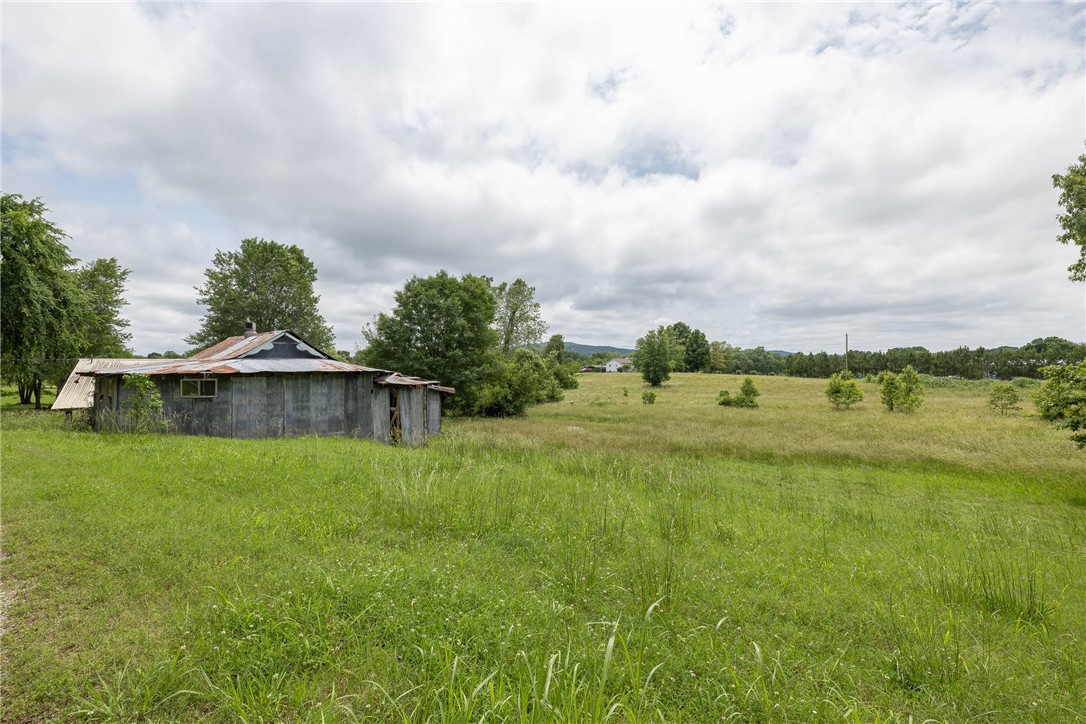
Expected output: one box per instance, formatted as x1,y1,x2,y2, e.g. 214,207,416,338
4,374,1083,721
1034,361,1086,447
118,374,167,433
361,271,573,416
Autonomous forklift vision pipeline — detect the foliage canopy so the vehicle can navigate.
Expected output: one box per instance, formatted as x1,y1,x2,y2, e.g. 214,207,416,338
493,279,547,356
635,327,673,386
77,257,132,357
187,237,334,350
363,271,498,414
363,271,566,416
1053,147,1086,281
1034,362,1086,447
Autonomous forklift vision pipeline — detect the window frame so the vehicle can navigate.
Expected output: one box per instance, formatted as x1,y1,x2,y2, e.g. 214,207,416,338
180,378,217,399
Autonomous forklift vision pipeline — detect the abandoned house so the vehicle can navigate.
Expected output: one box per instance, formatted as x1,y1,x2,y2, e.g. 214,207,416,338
64,324,453,445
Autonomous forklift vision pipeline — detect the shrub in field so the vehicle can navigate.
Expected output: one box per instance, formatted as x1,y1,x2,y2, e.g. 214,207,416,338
880,366,924,413
717,378,760,408
641,390,656,405
880,373,900,412
1034,362,1086,447
475,349,563,416
988,383,1021,416
825,371,863,410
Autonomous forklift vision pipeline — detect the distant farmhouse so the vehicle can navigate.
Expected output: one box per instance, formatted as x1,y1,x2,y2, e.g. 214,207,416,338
604,357,634,373
56,324,452,445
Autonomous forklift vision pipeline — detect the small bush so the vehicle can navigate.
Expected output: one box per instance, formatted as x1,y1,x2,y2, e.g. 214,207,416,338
717,378,760,408
641,390,656,405
826,371,863,410
881,373,900,412
988,383,1021,416
880,366,924,413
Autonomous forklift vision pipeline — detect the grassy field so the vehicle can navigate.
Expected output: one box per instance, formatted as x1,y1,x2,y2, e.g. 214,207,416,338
2,374,1084,722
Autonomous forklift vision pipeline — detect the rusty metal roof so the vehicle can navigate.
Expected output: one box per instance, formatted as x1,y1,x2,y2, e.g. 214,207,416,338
88,358,388,377
76,331,453,395
376,373,455,394
54,358,175,410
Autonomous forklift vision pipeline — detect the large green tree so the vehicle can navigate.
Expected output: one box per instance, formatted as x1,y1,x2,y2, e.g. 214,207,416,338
187,237,334,350
665,321,691,371
362,271,500,414
77,257,132,357
1,194,87,408
1053,147,1086,281
1039,149,1086,447
544,334,567,364
493,279,547,356
683,328,711,373
635,326,673,386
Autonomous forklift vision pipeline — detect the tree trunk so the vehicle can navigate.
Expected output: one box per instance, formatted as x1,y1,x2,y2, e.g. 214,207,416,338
18,382,31,405
32,379,43,410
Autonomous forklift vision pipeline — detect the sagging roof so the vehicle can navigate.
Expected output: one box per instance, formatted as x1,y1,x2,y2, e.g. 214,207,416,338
54,358,175,410
376,372,455,394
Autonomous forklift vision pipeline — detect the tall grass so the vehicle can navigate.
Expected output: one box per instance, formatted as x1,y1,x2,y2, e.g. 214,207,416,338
2,374,1084,721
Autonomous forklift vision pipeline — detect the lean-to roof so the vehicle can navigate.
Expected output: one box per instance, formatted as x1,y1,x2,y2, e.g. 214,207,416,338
53,358,171,410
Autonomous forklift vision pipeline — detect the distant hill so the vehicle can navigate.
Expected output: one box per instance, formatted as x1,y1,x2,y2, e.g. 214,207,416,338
565,342,635,357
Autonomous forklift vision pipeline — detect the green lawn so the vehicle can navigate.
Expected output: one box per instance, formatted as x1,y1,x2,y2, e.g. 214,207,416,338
2,374,1084,722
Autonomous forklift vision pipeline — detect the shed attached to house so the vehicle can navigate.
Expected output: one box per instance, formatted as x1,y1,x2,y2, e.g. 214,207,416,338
54,358,168,417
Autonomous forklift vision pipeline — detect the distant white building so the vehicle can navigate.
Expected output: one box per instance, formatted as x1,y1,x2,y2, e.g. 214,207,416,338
605,357,634,373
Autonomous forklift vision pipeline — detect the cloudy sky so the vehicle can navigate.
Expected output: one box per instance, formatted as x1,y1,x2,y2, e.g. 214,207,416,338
4,2,1084,355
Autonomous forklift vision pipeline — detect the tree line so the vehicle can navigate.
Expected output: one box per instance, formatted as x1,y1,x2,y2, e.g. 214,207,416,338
630,321,1083,385
781,339,1085,380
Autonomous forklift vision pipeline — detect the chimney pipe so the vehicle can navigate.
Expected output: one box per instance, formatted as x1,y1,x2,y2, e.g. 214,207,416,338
243,321,257,337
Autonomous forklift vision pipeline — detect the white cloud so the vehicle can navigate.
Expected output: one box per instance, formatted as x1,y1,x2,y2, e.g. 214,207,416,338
3,2,1083,354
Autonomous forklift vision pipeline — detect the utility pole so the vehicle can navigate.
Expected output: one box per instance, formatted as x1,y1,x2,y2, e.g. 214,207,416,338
845,333,849,375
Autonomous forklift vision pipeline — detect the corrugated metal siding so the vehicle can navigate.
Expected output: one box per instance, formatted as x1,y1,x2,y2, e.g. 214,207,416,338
355,374,374,438
372,387,391,443
400,387,426,446
427,390,442,436
232,376,266,438
93,368,416,443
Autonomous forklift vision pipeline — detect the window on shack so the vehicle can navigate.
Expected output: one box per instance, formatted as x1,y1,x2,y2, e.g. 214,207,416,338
180,378,217,398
